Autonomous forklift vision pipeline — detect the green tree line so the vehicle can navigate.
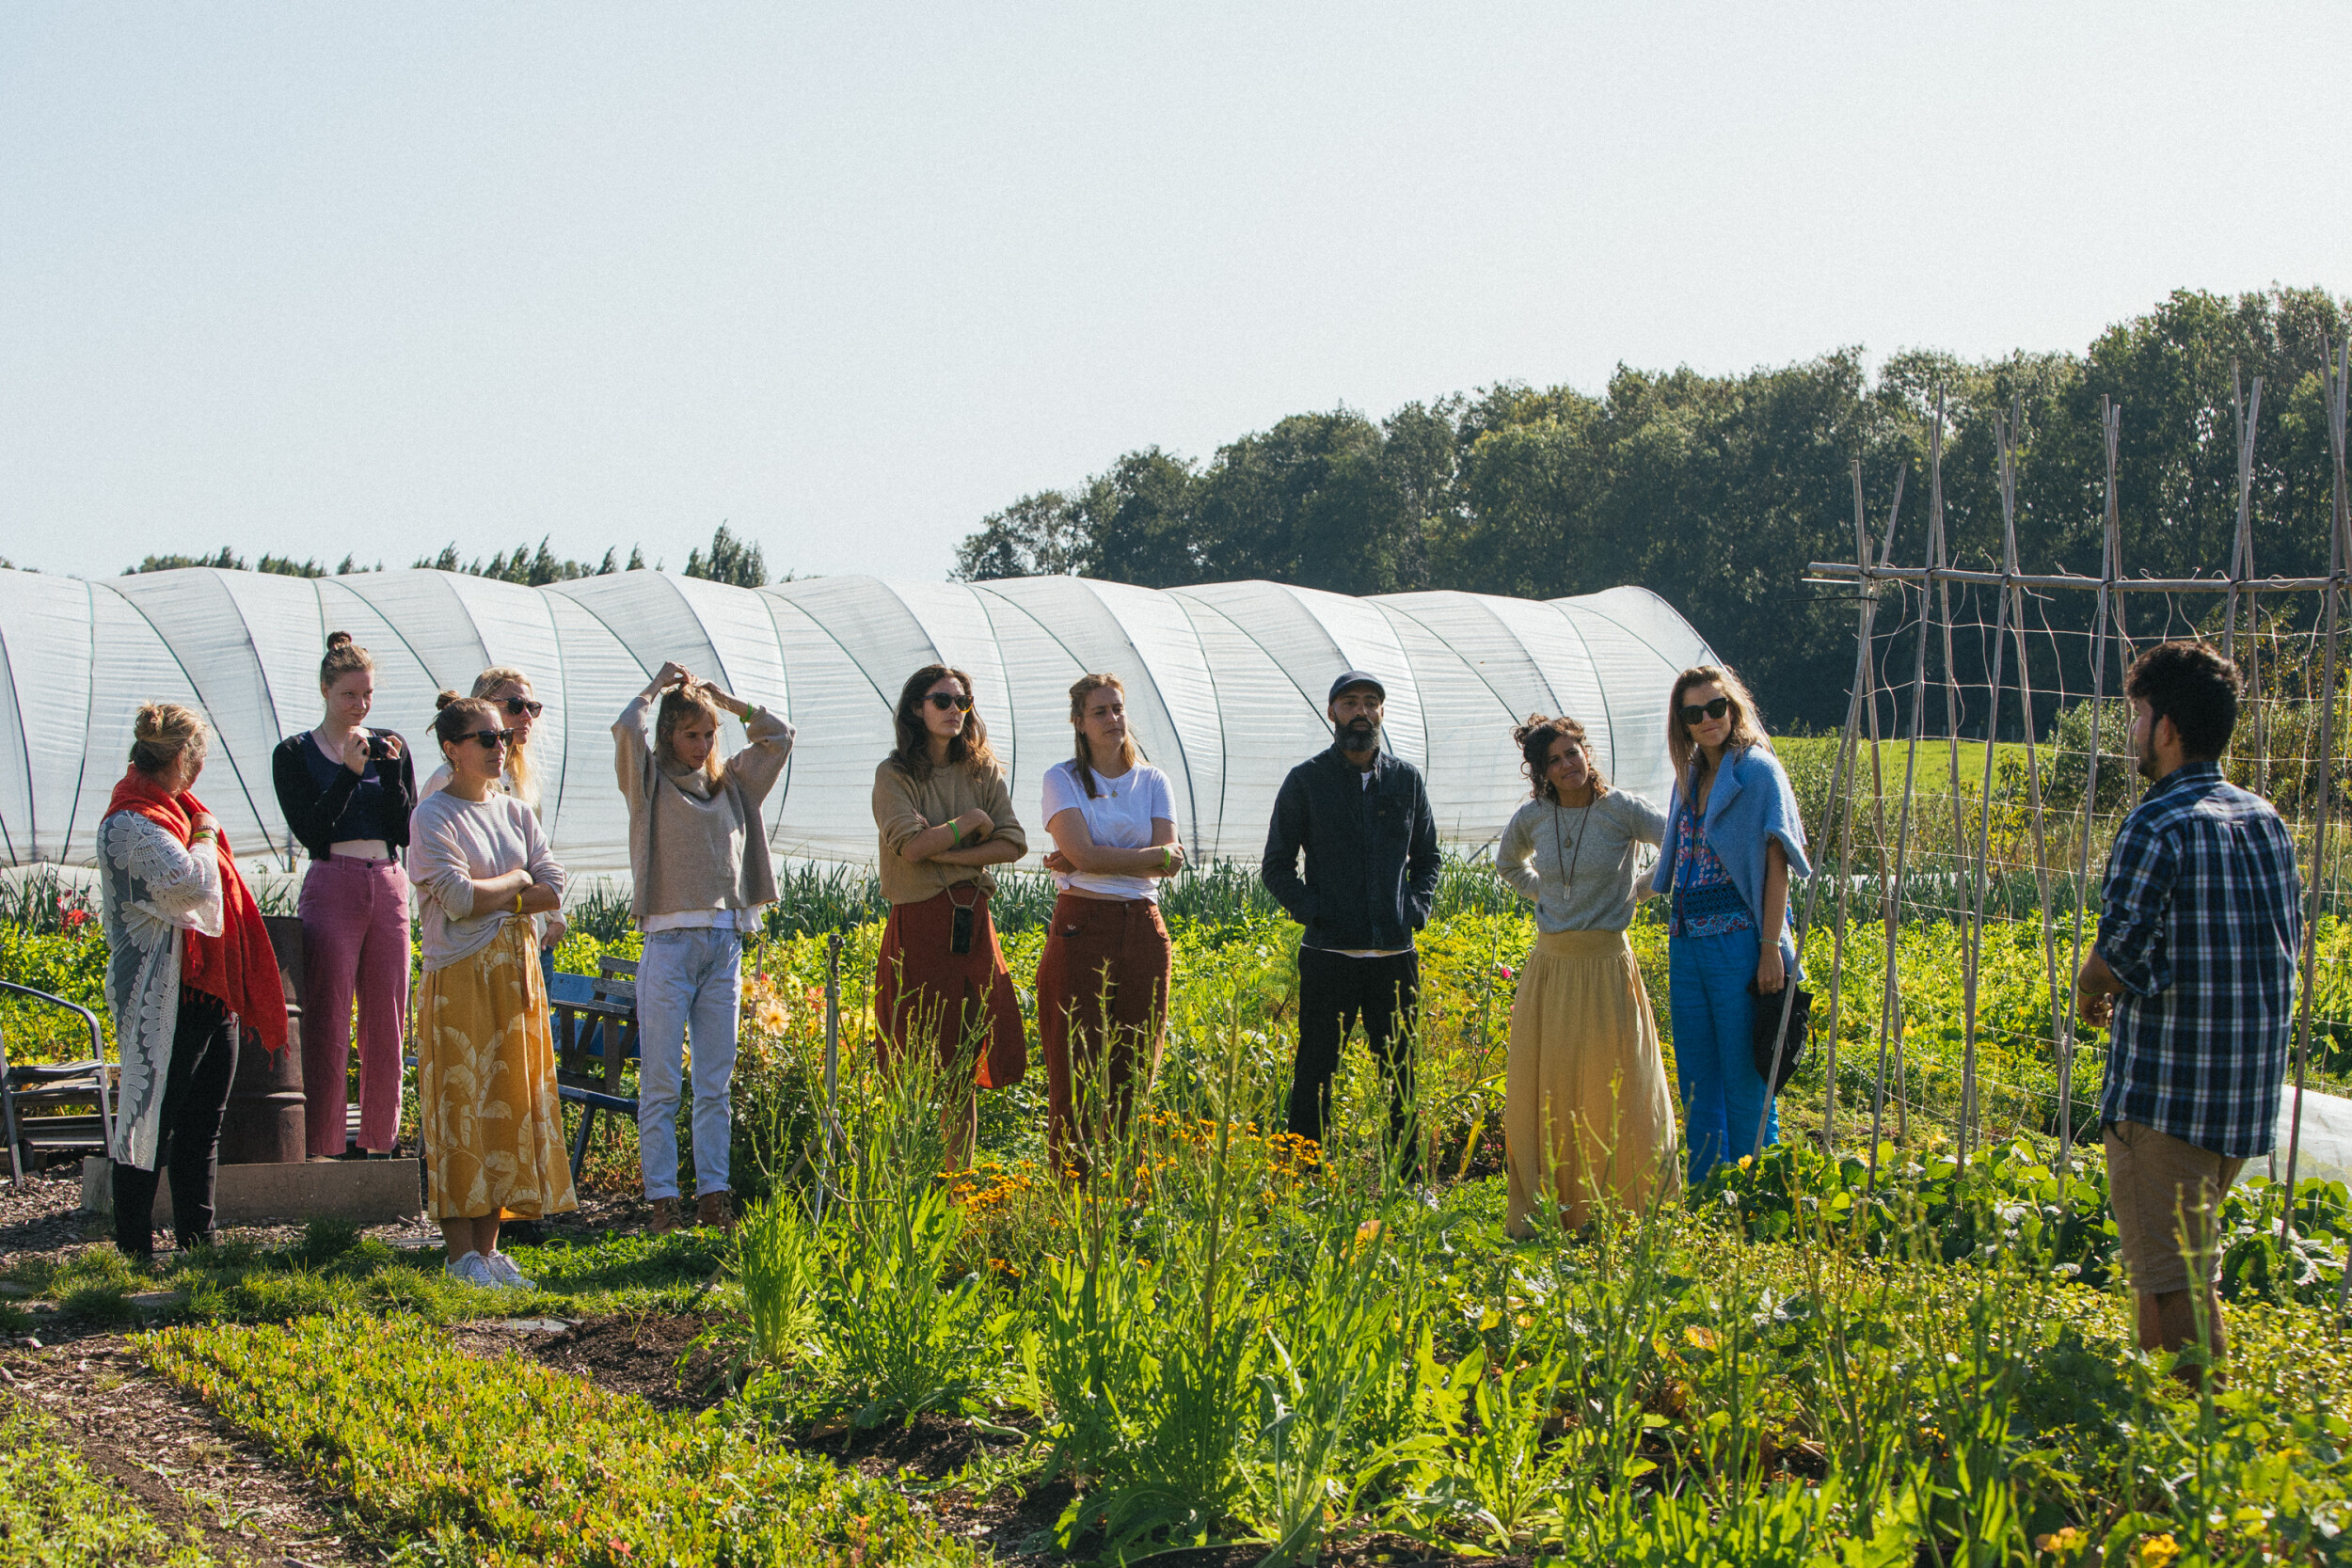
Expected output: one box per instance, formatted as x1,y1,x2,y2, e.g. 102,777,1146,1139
956,286,2352,732
123,524,776,590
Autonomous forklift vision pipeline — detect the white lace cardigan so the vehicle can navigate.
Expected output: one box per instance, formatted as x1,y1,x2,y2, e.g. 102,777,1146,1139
99,812,223,1170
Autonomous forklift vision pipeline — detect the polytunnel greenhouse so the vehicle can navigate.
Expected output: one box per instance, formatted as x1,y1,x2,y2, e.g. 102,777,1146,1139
0,567,1717,875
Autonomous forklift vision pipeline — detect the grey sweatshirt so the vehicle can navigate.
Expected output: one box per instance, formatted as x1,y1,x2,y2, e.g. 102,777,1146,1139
613,693,795,926
1497,789,1668,933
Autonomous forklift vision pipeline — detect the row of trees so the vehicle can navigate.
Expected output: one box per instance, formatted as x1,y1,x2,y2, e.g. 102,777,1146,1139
124,525,773,590
955,287,2352,732
127,548,379,577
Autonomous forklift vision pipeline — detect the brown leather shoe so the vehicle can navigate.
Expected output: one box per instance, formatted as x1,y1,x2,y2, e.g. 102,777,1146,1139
647,1196,683,1235
695,1191,735,1234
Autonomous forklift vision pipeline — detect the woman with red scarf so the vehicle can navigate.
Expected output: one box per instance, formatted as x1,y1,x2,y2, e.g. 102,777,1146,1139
100,703,286,1261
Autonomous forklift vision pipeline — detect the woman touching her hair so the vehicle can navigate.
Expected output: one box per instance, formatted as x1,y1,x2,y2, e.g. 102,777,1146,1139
409,691,575,1289
870,664,1028,1171
102,704,286,1262
1651,665,1810,1187
271,632,416,1160
1493,714,1677,1237
612,660,794,1234
1035,673,1184,1174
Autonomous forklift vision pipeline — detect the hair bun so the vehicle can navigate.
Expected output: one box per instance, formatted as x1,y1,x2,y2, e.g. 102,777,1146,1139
435,689,462,711
326,630,353,650
135,704,166,740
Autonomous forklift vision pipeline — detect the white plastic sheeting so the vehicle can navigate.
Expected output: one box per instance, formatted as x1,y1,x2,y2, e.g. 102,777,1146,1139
0,567,1717,875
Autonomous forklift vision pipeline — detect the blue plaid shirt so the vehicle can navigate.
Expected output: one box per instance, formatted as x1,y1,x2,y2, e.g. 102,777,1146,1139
2095,762,2302,1158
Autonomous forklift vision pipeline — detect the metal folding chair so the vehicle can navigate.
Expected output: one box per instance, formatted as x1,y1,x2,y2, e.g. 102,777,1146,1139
0,979,113,1186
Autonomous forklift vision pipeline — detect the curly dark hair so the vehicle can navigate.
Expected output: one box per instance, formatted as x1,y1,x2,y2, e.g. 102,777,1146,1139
888,664,1000,781
2125,640,2241,760
1513,713,1610,802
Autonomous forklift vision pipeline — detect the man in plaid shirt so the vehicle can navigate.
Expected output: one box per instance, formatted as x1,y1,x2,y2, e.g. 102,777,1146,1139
2075,641,2300,1385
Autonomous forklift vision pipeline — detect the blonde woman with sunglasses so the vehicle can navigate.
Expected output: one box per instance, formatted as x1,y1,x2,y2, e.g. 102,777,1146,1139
1650,665,1810,1186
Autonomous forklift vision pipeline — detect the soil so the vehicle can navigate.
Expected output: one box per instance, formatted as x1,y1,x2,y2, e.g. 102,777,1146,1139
0,1332,382,1566
447,1309,741,1413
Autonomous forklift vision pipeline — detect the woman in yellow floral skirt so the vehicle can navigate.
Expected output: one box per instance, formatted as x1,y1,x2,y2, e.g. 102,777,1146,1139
408,692,576,1288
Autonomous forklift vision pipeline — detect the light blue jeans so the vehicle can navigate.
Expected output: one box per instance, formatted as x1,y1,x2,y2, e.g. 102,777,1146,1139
1668,926,1781,1187
635,927,742,1200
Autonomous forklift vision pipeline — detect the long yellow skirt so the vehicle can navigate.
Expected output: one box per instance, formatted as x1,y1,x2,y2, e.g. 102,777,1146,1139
415,918,579,1223
1503,928,1681,1235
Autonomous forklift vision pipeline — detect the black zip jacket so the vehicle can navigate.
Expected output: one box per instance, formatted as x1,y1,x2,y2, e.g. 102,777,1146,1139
1260,744,1442,951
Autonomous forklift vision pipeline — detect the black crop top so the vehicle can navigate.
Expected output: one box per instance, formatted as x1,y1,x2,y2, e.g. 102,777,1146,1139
271,730,418,860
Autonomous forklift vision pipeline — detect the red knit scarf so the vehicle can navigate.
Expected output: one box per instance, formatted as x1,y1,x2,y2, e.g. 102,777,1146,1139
106,768,287,1056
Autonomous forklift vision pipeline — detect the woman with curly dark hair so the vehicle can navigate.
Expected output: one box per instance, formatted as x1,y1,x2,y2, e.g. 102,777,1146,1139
869,663,1029,1168
1494,714,1677,1236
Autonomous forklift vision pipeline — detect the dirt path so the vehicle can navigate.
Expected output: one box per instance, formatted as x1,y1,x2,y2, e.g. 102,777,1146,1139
2,1333,382,1566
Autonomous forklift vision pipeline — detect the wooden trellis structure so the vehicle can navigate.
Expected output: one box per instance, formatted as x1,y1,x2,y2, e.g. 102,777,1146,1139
1790,338,2352,1256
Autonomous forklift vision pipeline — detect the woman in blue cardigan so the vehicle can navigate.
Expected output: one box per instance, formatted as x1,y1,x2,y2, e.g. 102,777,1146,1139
1651,664,1811,1186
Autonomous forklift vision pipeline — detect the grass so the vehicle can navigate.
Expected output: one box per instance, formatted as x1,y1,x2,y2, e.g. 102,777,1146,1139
144,1313,977,1568
0,1395,217,1567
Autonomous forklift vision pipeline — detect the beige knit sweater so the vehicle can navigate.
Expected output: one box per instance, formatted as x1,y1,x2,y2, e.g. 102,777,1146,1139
613,693,794,926
872,758,1027,905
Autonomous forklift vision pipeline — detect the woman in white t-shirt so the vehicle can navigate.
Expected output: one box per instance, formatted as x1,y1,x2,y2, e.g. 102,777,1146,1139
1035,673,1186,1172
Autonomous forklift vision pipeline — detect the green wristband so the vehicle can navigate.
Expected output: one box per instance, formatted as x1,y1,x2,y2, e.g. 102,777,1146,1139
949,820,961,847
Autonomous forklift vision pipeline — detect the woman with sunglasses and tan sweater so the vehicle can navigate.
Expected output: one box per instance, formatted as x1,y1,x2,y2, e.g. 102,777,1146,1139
1650,664,1810,1187
870,664,1028,1170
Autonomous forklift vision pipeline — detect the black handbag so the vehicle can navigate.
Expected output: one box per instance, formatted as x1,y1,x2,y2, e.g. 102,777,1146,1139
1748,979,1813,1095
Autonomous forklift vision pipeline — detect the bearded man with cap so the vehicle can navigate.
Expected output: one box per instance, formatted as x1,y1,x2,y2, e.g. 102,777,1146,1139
1261,670,1442,1178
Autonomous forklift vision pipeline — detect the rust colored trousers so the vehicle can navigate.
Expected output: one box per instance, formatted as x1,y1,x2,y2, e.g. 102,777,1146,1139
1035,893,1172,1168
873,888,1026,1089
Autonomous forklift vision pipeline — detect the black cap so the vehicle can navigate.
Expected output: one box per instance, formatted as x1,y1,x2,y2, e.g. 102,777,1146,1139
1327,670,1386,705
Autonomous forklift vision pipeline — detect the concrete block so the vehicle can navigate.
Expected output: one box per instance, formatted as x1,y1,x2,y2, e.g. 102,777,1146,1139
83,1156,422,1227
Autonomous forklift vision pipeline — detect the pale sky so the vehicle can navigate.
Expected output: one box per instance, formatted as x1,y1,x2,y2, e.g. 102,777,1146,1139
4,3,2346,582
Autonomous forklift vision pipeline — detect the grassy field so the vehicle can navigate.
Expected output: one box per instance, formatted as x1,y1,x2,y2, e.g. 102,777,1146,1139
8,854,2352,1561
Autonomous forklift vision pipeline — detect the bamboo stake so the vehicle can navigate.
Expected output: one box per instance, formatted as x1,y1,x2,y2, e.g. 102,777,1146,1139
1930,398,1968,872
2105,404,2142,818
1875,466,1938,1176
1752,552,1872,1158
2230,368,2268,800
1806,564,2344,594
1994,399,2068,1153
1865,470,1908,1172
2281,336,2350,1245
1956,462,2016,1160
1817,462,1899,1155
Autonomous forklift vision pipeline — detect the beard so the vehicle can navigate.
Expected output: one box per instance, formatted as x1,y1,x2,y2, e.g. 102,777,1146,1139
1338,716,1380,751
2136,728,2158,781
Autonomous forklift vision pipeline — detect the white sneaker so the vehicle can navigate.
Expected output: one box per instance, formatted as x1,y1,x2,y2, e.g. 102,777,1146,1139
481,1250,535,1291
444,1252,497,1288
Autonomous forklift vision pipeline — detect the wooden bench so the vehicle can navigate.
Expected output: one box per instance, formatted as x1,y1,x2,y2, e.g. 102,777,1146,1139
548,957,641,1183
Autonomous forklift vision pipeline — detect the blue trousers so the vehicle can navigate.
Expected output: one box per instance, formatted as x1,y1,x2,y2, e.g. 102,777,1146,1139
635,927,743,1200
1668,927,1779,1187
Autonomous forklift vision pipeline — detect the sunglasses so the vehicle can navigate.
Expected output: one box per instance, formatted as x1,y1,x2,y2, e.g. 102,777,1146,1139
501,698,544,718
458,729,514,750
1678,696,1733,727
925,692,974,712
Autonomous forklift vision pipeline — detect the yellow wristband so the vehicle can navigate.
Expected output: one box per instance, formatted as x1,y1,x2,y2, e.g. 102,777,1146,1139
514,892,524,915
